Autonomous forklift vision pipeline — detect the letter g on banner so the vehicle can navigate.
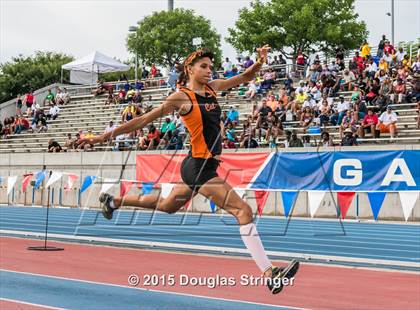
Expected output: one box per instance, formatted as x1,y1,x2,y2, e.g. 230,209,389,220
333,159,362,186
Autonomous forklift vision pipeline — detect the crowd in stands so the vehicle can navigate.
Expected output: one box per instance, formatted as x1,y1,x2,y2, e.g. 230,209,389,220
2,37,419,153
1,87,70,140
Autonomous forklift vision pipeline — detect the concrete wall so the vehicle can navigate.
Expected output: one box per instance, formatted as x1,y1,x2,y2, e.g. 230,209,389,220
0,146,419,222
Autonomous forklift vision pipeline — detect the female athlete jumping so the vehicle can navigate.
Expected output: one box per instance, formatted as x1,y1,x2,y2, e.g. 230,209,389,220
78,45,299,294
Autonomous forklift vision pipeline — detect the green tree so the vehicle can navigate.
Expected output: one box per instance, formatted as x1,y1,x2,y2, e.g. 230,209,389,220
227,0,368,61
127,9,222,68
0,51,73,103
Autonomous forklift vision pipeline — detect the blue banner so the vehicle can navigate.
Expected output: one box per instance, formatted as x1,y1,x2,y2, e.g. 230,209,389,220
251,151,419,191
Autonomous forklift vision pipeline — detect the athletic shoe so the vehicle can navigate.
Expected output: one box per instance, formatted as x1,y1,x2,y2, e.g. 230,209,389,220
268,260,300,294
99,193,115,220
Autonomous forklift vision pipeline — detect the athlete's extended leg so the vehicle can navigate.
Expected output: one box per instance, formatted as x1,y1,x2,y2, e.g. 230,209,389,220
99,183,195,219
198,177,299,294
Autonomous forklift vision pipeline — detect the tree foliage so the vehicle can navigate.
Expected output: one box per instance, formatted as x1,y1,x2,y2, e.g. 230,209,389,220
227,0,368,60
127,9,222,68
0,51,73,103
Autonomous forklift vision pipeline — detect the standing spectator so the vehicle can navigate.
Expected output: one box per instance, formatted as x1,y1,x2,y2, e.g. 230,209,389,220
150,64,158,78
360,41,371,58
341,128,357,146
141,66,149,79
377,35,386,58
222,57,233,76
395,47,406,64
377,106,398,139
235,56,244,72
16,95,23,115
48,139,62,153
358,108,379,138
24,91,35,116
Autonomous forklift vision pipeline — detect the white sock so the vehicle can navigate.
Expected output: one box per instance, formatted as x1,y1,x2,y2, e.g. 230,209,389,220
239,223,272,273
109,198,117,209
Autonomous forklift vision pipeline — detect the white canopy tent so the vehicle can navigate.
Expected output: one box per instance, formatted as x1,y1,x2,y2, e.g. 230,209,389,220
61,51,130,85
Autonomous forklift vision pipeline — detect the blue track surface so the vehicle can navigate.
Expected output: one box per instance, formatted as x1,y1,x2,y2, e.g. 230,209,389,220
1,206,419,268
0,270,291,310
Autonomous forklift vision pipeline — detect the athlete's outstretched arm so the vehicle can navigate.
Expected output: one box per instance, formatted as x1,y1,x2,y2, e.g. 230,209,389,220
76,92,186,147
209,45,271,92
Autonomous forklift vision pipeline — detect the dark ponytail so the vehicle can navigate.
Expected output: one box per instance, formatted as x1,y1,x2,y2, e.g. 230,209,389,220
177,49,214,88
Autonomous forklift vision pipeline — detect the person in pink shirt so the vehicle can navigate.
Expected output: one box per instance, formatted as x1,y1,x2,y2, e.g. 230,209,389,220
358,108,379,138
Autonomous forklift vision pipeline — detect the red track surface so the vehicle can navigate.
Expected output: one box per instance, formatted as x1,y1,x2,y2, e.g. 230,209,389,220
1,237,419,310
0,300,52,310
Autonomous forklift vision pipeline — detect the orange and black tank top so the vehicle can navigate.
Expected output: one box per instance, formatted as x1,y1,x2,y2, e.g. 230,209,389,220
179,85,222,159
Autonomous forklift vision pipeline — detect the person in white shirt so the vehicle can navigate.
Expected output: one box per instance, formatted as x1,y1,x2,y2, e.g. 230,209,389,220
295,80,308,94
365,59,378,77
222,57,233,74
47,103,60,120
235,56,244,72
382,51,393,65
104,120,117,134
395,47,406,63
377,106,398,138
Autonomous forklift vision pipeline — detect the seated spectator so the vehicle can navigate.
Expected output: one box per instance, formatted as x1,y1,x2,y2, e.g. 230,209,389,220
48,139,62,153
320,131,334,147
289,131,303,147
64,133,75,151
166,129,183,150
225,122,238,143
75,133,91,151
341,128,358,146
261,68,276,89
122,103,137,122
339,110,357,139
43,89,55,106
266,115,283,145
240,119,257,148
222,137,236,149
255,99,272,126
93,80,114,97
377,106,398,139
126,87,136,102
160,117,176,139
358,108,379,138
342,69,356,91
319,99,332,126
390,78,406,104
245,80,258,99
330,95,349,125
46,102,60,120
13,115,29,134
227,105,239,126
117,88,127,104
104,120,117,135
61,87,71,104
105,89,116,106
139,125,160,150
132,90,143,104
55,88,65,105
360,41,371,59
300,106,314,131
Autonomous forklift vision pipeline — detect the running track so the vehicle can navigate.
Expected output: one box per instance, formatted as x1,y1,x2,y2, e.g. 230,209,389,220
1,206,419,309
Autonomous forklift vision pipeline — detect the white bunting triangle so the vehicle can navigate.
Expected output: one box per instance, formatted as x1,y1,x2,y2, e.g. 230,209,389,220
7,176,17,195
234,188,246,199
100,178,117,194
161,183,175,198
45,171,63,188
308,191,325,217
399,191,419,221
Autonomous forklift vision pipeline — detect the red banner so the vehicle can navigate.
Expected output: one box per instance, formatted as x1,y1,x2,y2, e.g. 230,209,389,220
255,190,269,216
136,153,270,189
337,192,356,219
21,173,33,192
120,181,134,197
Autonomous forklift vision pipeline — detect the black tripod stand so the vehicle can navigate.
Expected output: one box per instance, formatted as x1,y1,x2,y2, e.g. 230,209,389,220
28,170,64,251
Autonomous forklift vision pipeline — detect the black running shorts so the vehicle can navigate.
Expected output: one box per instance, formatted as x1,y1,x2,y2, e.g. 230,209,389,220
180,155,221,193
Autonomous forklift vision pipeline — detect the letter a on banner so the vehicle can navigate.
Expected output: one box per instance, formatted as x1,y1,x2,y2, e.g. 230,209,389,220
399,191,419,221
308,191,325,217
337,192,355,219
281,191,298,218
367,192,387,220
255,190,269,216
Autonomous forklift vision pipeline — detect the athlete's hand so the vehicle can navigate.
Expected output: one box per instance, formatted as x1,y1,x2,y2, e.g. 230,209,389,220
76,135,105,148
256,45,271,64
